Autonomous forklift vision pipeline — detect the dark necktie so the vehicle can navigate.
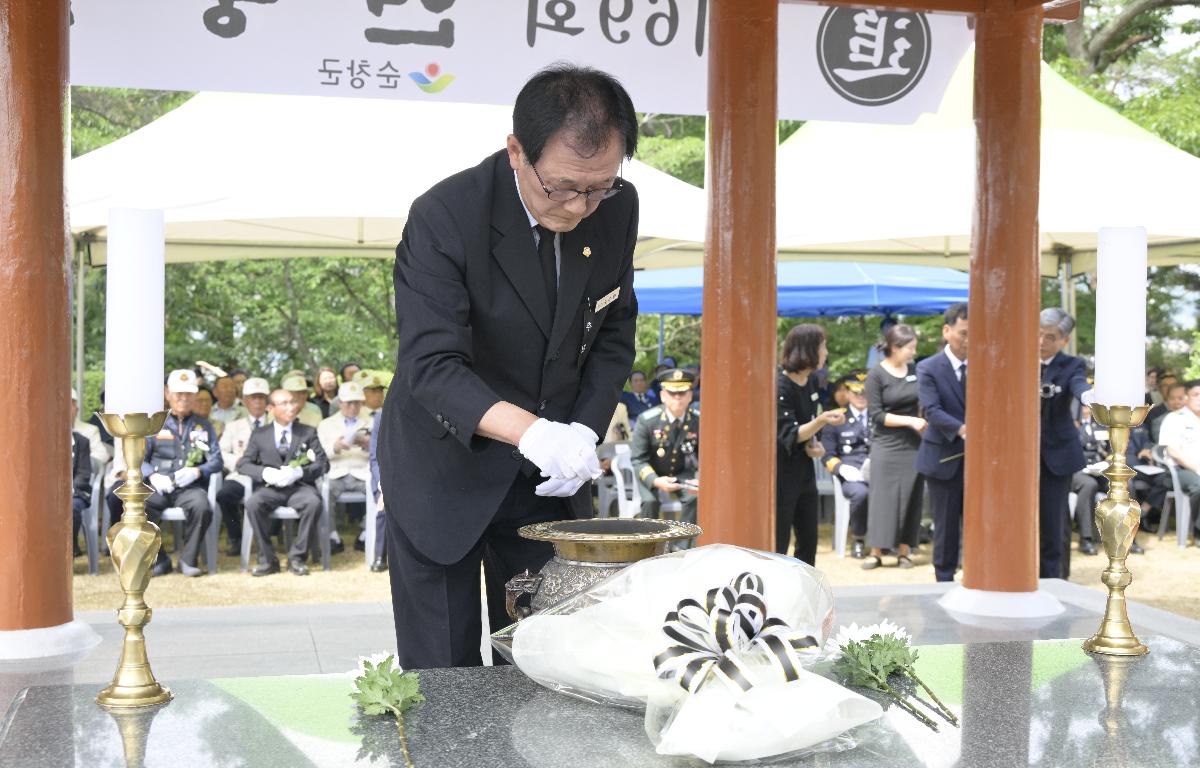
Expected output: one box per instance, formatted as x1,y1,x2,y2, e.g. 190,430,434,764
959,363,967,391
535,225,558,316
278,429,290,456
253,418,262,429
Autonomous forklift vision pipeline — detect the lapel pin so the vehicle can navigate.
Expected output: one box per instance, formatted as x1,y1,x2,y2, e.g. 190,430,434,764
582,246,592,258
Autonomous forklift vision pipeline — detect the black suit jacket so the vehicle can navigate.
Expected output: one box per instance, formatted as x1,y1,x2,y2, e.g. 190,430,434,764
72,432,92,504
1040,352,1090,477
237,422,329,489
916,351,966,480
378,150,639,565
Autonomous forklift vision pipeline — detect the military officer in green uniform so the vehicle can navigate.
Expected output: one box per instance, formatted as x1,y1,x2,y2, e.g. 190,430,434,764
630,368,699,527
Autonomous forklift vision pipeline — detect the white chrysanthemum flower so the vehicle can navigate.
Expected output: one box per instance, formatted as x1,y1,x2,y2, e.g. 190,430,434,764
824,620,912,658
307,448,317,462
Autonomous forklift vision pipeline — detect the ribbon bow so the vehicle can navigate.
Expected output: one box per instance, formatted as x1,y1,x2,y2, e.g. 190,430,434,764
653,572,819,695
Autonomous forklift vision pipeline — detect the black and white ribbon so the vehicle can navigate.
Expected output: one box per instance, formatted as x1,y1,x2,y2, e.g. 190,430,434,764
653,572,819,695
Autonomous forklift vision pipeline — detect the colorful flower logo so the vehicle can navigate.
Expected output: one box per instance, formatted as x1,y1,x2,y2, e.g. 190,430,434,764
408,62,455,94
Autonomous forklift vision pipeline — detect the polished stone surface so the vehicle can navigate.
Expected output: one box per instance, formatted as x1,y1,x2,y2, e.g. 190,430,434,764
3,635,1198,767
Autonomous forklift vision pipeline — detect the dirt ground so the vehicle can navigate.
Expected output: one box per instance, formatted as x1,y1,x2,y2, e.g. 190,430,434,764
73,525,1200,620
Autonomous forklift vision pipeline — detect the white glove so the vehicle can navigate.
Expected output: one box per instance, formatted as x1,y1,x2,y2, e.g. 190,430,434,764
173,467,201,488
518,419,603,482
569,422,600,446
288,466,304,484
261,467,282,486
838,464,864,483
535,474,587,497
1085,460,1108,476
148,473,175,495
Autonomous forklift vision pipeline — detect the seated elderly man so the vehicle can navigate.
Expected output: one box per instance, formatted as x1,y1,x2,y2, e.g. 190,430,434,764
105,369,222,577
238,388,330,576
216,376,271,555
72,388,111,465
317,381,372,554
210,376,248,430
1158,378,1200,538
70,398,93,558
283,372,324,428
353,370,387,418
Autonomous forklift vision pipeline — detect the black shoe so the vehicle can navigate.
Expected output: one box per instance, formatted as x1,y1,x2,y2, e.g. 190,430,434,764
288,558,310,576
1130,539,1145,555
1080,538,1098,556
329,539,345,556
225,539,242,556
370,558,388,573
149,557,173,578
252,560,280,577
354,537,366,552
850,539,866,559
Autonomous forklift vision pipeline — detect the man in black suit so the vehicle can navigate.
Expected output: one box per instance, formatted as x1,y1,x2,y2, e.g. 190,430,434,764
377,65,640,669
238,388,330,576
619,370,658,422
70,429,92,559
1038,308,1095,579
916,303,969,582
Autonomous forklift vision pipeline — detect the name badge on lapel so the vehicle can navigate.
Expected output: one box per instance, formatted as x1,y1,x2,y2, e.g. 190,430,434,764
906,374,918,382
595,286,620,312
810,392,820,402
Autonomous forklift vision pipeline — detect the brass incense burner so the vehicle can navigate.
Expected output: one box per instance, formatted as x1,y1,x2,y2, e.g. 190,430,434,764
505,517,701,619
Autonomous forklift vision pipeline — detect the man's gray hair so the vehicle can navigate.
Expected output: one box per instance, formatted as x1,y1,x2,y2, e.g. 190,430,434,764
1039,307,1075,336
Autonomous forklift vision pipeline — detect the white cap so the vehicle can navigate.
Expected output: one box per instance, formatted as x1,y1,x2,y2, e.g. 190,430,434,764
242,377,270,397
338,381,365,402
167,369,199,394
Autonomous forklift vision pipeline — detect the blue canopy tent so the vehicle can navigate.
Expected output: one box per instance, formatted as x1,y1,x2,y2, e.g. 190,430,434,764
633,261,969,317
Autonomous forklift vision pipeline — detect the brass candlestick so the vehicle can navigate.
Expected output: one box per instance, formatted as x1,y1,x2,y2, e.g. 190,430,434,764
95,411,174,708
1082,404,1151,657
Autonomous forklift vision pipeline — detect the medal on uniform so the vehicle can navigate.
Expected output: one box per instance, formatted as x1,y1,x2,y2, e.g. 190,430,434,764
657,447,666,457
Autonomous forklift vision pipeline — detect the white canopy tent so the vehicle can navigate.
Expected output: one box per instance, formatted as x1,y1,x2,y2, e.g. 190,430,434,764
69,92,706,263
633,54,1200,277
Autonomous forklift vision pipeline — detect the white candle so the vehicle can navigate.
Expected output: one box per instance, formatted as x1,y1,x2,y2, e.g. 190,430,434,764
104,208,165,414
1094,227,1147,407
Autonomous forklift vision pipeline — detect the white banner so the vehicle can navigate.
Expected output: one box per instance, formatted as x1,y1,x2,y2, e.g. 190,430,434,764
70,1,972,124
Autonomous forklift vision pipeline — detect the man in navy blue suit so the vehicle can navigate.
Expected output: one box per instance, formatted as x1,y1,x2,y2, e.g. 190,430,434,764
1038,308,1095,579
619,370,659,422
916,303,968,582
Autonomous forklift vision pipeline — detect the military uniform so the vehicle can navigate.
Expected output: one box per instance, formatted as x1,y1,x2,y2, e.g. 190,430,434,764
630,369,699,527
819,371,871,554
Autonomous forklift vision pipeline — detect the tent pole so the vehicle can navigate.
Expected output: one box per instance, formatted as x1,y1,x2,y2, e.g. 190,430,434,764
658,315,665,363
75,239,86,406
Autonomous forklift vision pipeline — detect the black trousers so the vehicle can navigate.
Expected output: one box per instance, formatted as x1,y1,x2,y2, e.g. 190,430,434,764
776,478,819,566
925,471,964,582
216,479,245,543
1039,466,1072,579
386,471,565,669
1071,472,1103,542
841,480,869,538
146,485,214,568
246,484,322,564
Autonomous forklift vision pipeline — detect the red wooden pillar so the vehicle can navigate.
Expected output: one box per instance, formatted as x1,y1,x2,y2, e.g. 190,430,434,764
697,0,778,550
0,2,74,636
961,1,1044,594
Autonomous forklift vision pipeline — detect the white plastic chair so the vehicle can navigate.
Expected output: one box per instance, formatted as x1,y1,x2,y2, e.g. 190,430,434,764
162,472,222,573
83,458,108,575
320,475,362,571
236,476,308,571
830,474,852,558
1153,445,1193,547
610,445,642,519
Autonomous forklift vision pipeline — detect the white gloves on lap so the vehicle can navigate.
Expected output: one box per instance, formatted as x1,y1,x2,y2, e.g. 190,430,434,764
261,466,300,487
519,419,603,498
148,473,175,495
173,467,201,488
837,464,864,483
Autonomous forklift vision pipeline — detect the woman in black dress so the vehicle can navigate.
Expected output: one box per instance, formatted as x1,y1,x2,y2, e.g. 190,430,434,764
863,324,927,569
776,325,846,564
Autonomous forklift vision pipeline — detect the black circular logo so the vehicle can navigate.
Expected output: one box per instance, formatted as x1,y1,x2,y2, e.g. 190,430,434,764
816,8,931,107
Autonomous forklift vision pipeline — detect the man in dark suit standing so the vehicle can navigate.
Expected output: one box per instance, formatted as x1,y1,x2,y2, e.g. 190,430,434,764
619,370,658,422
70,427,92,559
916,303,969,582
1038,308,1095,579
238,388,330,576
377,65,640,669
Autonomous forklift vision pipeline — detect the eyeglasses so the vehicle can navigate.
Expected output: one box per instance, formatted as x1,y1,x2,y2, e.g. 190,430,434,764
529,162,624,203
